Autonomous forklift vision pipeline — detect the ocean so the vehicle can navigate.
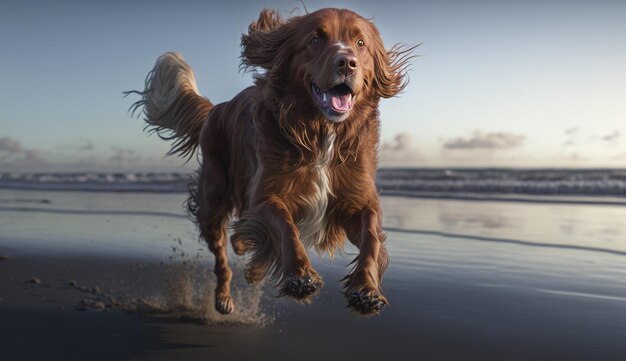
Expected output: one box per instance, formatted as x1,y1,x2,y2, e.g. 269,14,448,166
2,168,625,200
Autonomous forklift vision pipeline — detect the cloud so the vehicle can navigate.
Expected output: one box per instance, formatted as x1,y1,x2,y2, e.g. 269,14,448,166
601,130,620,143
109,147,141,163
0,137,22,153
1,149,49,168
563,126,579,146
379,133,419,165
0,136,49,169
381,132,411,152
442,131,526,150
18,150,48,167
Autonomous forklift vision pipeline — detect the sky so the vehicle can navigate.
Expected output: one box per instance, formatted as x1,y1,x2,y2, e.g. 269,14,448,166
1,0,625,171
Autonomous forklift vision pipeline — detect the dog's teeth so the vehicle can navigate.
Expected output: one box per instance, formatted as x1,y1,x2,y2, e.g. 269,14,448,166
322,92,327,102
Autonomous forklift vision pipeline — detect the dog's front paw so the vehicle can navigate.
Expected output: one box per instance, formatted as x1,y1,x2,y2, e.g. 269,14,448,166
345,288,388,316
279,273,323,303
215,293,234,315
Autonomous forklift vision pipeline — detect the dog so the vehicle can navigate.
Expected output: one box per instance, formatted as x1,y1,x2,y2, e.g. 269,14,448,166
128,8,414,315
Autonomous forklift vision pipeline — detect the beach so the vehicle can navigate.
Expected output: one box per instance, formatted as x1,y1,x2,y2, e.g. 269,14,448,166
2,187,626,360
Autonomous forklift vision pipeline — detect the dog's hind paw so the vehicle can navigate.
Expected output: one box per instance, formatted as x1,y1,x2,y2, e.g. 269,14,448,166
346,289,388,316
215,294,234,315
279,275,322,303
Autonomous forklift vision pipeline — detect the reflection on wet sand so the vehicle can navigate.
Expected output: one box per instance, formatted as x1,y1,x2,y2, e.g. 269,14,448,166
2,189,626,360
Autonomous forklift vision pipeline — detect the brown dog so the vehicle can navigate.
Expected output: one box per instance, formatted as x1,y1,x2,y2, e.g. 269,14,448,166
128,8,413,315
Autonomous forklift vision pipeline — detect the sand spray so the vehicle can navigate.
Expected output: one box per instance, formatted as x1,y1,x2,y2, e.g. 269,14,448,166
102,236,273,327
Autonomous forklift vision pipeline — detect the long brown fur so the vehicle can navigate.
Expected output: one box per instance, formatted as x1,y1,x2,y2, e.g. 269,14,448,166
129,8,415,315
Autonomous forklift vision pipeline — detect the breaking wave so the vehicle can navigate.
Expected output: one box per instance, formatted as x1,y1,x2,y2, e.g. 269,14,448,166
2,168,626,198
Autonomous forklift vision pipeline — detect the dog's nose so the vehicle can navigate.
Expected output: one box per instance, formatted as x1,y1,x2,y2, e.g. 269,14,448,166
334,53,358,76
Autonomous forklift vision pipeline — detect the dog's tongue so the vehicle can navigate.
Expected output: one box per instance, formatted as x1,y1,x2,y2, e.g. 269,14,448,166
330,93,352,111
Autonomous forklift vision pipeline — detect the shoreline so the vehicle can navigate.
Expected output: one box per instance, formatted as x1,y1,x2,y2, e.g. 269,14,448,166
2,188,626,208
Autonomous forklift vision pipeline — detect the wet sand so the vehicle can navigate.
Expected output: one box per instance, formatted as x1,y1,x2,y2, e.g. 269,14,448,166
2,189,626,360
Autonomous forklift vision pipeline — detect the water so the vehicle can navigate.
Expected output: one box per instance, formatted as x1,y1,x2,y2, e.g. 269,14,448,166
2,168,626,199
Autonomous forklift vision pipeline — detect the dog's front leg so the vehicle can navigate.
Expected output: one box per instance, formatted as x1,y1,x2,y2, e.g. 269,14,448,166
343,206,390,315
233,196,322,303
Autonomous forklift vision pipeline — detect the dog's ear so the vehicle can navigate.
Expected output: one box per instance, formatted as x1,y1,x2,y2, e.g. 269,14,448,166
248,8,285,33
369,23,417,98
241,9,291,71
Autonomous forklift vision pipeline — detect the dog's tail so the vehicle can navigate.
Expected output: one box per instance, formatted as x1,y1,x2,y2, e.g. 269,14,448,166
126,52,213,160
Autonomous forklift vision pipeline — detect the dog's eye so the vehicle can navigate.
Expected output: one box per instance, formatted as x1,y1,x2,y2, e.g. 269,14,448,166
357,39,366,47
311,37,321,46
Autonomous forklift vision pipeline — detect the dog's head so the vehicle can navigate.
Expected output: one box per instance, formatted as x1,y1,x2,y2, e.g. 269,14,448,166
241,8,414,123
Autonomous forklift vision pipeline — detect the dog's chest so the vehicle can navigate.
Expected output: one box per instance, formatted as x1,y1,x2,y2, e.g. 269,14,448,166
297,133,335,249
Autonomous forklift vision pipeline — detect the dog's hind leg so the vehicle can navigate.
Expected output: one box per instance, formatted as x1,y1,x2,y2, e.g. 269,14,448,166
194,156,235,314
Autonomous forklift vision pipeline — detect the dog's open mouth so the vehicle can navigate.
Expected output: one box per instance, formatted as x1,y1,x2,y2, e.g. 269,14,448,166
311,82,355,119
